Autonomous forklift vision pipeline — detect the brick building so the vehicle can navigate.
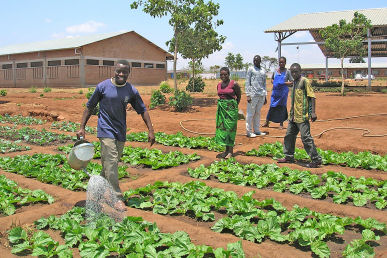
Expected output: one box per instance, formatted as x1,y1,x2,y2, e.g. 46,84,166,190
0,31,173,88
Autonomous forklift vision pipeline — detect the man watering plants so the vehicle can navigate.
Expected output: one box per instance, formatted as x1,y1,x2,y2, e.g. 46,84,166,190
277,63,322,168
77,60,155,210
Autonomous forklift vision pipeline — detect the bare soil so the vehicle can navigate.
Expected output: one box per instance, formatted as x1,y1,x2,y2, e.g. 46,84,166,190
0,86,386,257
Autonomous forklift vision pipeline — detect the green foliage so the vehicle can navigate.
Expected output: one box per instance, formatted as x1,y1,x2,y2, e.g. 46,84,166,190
159,81,172,93
311,80,347,87
0,153,129,191
59,141,200,169
230,73,240,81
225,52,235,70
51,121,96,134
131,0,224,91
29,86,37,93
78,89,83,94
0,89,7,96
169,89,193,111
9,208,241,257
39,93,44,97
43,87,51,93
0,126,72,145
0,114,45,125
124,180,386,257
0,175,53,215
186,77,205,92
188,157,387,209
126,131,225,152
261,56,278,73
0,139,30,153
246,142,387,171
320,12,372,95
150,90,166,109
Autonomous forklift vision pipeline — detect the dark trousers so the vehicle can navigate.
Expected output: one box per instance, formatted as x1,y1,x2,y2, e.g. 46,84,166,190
283,121,322,162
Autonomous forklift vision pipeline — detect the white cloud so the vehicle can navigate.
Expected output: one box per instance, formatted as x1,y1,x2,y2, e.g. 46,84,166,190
44,18,52,23
66,21,105,34
222,41,234,51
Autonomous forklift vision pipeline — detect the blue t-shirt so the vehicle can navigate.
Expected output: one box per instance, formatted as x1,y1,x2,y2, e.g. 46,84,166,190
87,79,146,142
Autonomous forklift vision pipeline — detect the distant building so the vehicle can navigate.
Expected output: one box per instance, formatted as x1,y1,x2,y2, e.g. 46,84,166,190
300,63,387,79
0,31,173,88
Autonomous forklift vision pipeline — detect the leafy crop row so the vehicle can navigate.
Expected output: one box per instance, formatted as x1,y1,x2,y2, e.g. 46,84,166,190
58,142,201,169
0,114,45,125
0,175,54,216
0,126,73,146
51,121,96,134
126,131,225,152
246,142,387,171
8,207,244,257
188,158,387,209
0,139,30,153
124,181,386,257
0,154,129,191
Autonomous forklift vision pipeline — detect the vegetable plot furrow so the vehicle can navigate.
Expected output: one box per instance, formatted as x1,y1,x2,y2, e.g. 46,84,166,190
8,207,245,257
0,114,46,125
0,126,73,146
188,158,387,210
126,131,225,152
0,154,130,191
59,142,201,169
0,175,54,216
123,181,387,258
0,139,30,153
246,142,387,171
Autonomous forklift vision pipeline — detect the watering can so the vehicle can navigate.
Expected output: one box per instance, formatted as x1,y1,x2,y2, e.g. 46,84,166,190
68,137,95,170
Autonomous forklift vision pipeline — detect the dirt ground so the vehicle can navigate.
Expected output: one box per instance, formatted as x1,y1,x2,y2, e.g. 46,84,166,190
0,84,386,257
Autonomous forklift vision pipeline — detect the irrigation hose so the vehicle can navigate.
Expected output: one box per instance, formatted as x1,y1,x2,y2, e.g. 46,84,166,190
179,113,387,138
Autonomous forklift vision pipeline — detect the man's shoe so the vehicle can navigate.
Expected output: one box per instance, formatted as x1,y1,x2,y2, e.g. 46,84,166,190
254,131,267,136
246,132,257,138
277,157,295,163
306,160,322,168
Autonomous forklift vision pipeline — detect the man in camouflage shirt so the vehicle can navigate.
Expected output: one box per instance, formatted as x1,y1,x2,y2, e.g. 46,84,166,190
278,63,322,168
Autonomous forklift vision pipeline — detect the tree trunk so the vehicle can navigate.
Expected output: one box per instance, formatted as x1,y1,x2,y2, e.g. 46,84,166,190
173,26,178,91
192,58,195,91
340,58,345,96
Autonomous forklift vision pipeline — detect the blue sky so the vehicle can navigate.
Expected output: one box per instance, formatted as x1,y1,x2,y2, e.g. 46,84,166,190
1,0,386,70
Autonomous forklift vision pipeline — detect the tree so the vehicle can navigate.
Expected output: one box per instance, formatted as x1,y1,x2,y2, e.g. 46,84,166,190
171,24,225,88
188,59,204,76
261,56,278,73
209,65,221,74
234,53,244,71
130,0,223,91
349,57,366,63
225,53,235,70
243,62,252,73
320,12,371,95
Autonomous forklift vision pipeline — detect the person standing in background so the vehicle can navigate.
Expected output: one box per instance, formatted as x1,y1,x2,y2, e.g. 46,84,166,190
262,56,293,130
245,55,267,138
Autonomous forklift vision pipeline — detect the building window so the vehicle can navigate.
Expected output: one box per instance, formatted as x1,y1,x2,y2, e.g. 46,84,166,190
144,63,154,68
132,62,141,68
31,61,43,67
103,60,114,66
384,70,387,76
33,67,43,79
86,59,99,65
156,63,165,69
65,59,79,65
48,60,61,66
372,70,379,75
2,64,12,69
16,63,28,68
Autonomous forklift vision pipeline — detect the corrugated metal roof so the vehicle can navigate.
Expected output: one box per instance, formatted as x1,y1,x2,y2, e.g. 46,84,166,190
0,31,173,58
265,8,387,33
0,31,128,56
